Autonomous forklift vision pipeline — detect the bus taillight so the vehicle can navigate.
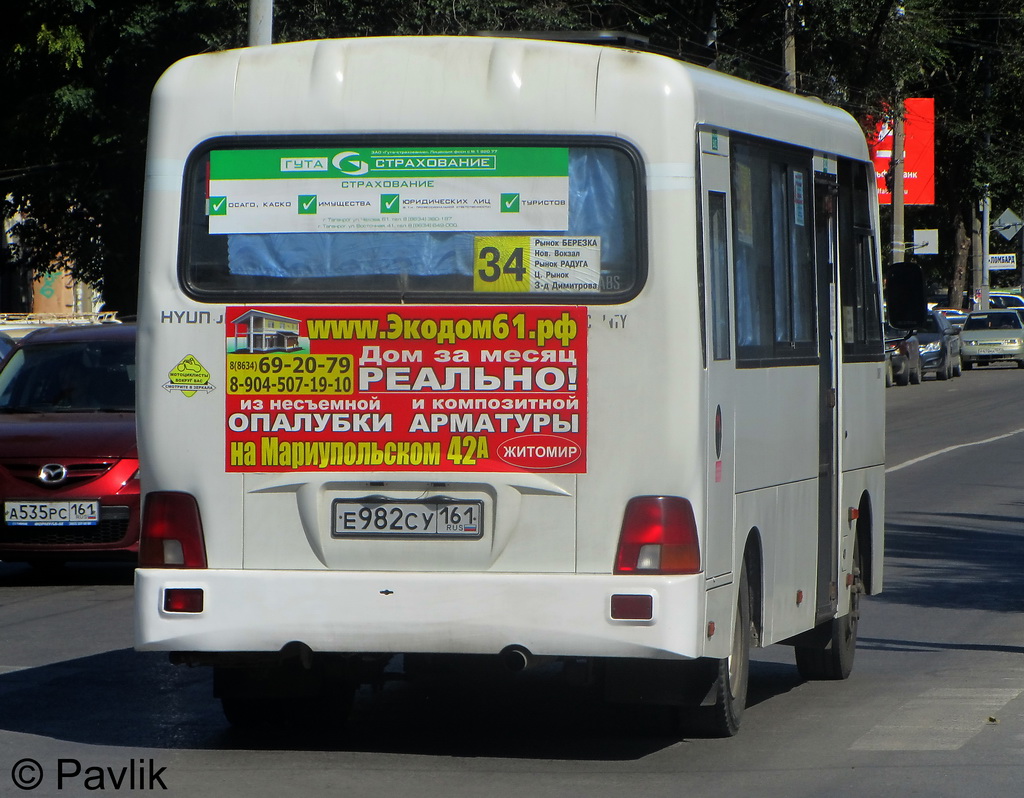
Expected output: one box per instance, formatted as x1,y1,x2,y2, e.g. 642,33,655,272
614,496,701,575
139,491,208,568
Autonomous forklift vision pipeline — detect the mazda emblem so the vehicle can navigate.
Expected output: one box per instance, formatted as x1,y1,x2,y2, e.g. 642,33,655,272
38,464,68,485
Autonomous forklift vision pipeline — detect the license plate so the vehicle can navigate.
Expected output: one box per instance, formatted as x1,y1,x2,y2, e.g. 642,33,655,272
332,498,483,538
4,500,100,526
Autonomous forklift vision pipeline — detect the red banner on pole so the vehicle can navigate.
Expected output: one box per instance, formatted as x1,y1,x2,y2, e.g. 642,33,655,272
868,98,935,206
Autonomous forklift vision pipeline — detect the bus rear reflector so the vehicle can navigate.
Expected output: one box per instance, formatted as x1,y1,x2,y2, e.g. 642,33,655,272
610,594,654,620
164,588,205,613
614,496,701,575
139,491,208,569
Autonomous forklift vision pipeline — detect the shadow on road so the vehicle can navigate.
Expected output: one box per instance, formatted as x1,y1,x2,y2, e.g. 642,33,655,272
857,635,1024,655
0,561,134,587
881,511,1024,613
0,647,806,757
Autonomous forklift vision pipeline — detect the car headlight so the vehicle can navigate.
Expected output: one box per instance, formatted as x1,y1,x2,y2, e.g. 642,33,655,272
919,341,941,353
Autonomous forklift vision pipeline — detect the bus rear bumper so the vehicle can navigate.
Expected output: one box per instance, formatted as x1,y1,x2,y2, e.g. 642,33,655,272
134,568,709,661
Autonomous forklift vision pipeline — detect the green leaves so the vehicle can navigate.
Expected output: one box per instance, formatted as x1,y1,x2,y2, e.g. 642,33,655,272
4,0,1024,310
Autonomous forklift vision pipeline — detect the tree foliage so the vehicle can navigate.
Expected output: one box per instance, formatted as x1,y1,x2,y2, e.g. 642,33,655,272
3,0,1024,310
1,0,247,311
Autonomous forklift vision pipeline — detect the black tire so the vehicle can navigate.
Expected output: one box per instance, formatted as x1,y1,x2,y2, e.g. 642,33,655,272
894,365,910,386
699,562,751,737
952,354,962,377
936,359,950,380
963,360,973,370
795,540,862,681
909,363,922,384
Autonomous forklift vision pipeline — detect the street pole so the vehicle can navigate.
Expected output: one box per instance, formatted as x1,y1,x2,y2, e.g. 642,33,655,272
891,112,906,265
249,0,273,46
1019,221,1024,296
784,1,797,92
982,192,991,308
972,212,983,308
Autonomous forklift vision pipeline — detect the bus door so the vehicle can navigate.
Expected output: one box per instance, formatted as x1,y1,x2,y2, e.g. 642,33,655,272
698,129,735,584
813,165,841,623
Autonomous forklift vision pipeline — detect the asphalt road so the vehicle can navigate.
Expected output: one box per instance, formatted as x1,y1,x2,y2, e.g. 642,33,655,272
3,366,1024,797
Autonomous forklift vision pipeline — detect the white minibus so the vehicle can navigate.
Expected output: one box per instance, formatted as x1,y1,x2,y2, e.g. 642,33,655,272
136,33,902,736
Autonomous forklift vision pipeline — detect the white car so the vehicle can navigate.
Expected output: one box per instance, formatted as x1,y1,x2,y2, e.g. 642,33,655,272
988,292,1024,311
960,310,1024,369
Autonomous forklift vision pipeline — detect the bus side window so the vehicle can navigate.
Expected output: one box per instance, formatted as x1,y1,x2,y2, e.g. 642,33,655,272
731,140,816,365
708,191,731,360
838,159,883,361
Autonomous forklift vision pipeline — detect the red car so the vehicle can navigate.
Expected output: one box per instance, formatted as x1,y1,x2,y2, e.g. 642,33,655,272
0,323,138,565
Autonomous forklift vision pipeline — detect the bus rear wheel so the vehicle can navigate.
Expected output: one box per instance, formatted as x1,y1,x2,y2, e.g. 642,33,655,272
697,562,751,737
795,540,862,681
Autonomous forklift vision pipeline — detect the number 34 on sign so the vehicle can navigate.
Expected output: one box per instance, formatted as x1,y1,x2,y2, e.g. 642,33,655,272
473,235,602,293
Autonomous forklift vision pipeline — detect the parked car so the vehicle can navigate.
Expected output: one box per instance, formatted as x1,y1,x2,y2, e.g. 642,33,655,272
988,292,1024,312
0,323,138,565
933,307,968,329
959,310,1024,369
884,323,921,386
0,332,15,361
915,308,963,380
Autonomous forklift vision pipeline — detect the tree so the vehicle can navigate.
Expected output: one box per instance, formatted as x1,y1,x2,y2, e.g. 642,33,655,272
1,0,248,313
904,4,1024,303
5,1,1024,311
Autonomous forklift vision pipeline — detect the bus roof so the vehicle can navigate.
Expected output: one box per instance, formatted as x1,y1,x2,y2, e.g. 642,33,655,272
148,35,869,163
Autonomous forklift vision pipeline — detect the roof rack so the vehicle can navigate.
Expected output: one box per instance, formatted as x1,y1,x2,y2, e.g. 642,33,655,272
0,311,120,339
472,30,652,50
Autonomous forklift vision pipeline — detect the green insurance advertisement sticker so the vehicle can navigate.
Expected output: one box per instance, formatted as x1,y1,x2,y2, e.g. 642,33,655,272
207,146,569,235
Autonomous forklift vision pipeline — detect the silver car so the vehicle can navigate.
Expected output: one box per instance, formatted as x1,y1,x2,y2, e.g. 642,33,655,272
960,310,1024,369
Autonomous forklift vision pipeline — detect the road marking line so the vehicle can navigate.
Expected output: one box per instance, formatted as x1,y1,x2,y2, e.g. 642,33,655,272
886,427,1024,473
851,687,1021,751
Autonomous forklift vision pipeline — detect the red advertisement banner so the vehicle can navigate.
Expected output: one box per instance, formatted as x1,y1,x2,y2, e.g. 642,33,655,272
225,306,587,473
868,97,935,206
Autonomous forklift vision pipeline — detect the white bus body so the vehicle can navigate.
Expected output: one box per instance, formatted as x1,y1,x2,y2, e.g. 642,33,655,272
135,35,886,735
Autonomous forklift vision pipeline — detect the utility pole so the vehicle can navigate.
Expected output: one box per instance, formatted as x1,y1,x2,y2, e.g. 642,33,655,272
981,191,991,309
249,0,273,46
784,1,797,92
971,204,994,310
891,112,906,265
972,212,983,309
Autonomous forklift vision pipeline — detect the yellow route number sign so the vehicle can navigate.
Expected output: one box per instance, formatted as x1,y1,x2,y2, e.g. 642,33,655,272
474,236,531,292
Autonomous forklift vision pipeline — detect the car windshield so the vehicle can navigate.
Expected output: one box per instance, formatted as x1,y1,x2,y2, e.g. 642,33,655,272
0,338,136,413
963,313,1023,331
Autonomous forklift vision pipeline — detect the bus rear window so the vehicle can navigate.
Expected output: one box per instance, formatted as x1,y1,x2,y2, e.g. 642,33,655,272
180,139,644,303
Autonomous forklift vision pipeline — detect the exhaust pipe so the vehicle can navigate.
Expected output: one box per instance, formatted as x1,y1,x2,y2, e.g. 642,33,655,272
499,644,534,672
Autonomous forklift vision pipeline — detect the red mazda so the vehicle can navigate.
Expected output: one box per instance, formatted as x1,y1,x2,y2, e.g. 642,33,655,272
0,323,139,565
